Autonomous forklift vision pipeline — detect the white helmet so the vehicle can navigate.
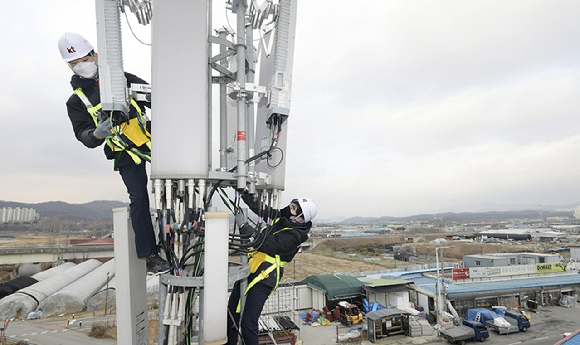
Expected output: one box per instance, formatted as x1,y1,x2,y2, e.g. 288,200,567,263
296,197,318,223
58,32,94,62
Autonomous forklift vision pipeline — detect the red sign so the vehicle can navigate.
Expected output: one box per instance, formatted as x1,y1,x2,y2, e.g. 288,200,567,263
452,268,470,280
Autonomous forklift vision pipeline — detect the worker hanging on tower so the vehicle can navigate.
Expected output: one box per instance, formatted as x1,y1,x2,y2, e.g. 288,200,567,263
58,32,170,274
227,191,318,345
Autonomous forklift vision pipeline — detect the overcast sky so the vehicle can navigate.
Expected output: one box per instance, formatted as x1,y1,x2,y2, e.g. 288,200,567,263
1,1,580,220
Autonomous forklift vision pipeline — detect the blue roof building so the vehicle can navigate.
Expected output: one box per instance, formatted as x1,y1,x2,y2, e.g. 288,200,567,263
399,271,580,318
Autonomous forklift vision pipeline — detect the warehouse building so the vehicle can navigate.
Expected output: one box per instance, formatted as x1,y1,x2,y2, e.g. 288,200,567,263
463,252,560,268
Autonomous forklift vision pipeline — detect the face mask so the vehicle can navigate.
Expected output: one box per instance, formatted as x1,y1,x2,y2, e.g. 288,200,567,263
73,61,98,78
280,206,293,219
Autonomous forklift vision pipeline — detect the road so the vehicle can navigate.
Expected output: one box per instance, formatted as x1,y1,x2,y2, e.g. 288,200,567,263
4,316,117,345
4,305,579,344
296,305,580,344
477,306,578,345
420,305,579,345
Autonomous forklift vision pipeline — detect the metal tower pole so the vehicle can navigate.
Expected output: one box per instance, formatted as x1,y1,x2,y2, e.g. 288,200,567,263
246,18,256,194
219,29,229,170
235,0,248,189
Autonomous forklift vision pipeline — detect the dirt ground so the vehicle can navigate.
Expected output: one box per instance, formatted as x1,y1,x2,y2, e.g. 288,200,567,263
280,252,387,281
1,232,555,285
0,231,87,248
280,236,551,282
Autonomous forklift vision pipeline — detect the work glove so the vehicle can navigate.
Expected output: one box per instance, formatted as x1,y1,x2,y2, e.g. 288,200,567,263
96,110,107,122
94,118,113,139
235,212,246,228
240,223,254,236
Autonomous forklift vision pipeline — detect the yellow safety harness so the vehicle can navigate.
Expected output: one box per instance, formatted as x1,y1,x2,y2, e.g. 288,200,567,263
236,226,291,313
73,88,152,167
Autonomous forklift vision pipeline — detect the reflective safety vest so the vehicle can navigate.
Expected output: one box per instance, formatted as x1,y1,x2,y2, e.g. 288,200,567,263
73,88,152,165
236,226,293,313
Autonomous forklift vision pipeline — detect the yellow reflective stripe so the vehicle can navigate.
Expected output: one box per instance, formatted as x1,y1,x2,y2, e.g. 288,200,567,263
272,256,280,293
245,263,277,293
244,253,286,294
130,98,142,117
236,252,287,312
273,226,292,236
236,261,278,313
126,151,143,164
87,104,102,118
73,88,92,108
73,88,102,121
74,88,150,165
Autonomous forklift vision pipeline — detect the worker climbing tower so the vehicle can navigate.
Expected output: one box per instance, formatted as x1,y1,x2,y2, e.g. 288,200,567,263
94,0,299,344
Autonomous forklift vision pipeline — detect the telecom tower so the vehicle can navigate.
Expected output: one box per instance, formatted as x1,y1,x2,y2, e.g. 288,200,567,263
95,0,299,344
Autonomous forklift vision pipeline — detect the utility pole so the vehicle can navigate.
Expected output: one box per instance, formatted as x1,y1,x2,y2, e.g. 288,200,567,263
435,246,451,327
104,271,110,316
58,225,62,264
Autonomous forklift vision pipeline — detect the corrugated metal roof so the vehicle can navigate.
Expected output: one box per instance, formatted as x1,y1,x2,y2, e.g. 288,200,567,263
380,267,453,278
555,328,580,345
361,278,411,287
302,274,364,300
412,274,580,295
366,308,411,321
564,335,580,345
464,254,504,260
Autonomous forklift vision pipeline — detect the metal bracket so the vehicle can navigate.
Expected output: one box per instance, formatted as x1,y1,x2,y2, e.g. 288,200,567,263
210,49,237,64
209,35,235,50
211,63,237,83
249,171,272,186
159,262,250,287
130,83,151,102
229,82,267,102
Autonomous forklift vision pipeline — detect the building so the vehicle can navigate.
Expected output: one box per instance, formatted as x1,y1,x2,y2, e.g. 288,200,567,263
0,207,38,224
359,278,413,309
476,228,567,241
463,253,560,268
575,206,580,220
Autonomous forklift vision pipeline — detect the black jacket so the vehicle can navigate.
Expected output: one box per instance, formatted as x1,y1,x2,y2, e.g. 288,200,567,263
241,193,311,287
65,72,151,160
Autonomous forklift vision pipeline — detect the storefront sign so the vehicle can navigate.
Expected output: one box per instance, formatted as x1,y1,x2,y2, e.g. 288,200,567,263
469,267,486,278
486,264,536,277
536,262,567,273
452,268,470,280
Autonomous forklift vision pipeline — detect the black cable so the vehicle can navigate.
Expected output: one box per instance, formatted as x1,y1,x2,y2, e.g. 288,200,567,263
227,307,248,345
179,241,206,267
267,146,284,168
123,9,151,46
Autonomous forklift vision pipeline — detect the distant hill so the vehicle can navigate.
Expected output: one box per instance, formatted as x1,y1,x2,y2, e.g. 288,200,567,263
2,200,577,223
341,209,575,223
0,200,128,220
437,201,580,213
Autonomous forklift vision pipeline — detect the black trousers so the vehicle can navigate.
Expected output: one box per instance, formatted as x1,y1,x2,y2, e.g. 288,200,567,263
117,152,156,259
227,280,274,345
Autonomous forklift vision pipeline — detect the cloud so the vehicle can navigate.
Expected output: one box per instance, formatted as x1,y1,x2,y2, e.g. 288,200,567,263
1,1,580,220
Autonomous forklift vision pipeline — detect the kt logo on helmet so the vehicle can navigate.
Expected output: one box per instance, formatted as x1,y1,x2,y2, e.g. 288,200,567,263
67,46,76,54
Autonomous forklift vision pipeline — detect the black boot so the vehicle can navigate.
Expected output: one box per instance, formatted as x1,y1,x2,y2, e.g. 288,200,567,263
146,253,170,275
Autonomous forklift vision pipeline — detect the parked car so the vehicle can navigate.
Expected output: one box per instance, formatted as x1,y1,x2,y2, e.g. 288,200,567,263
440,320,490,344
